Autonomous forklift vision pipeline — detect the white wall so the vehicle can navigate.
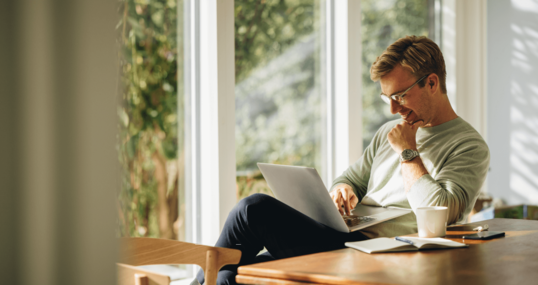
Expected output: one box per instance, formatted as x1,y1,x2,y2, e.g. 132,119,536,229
488,0,538,204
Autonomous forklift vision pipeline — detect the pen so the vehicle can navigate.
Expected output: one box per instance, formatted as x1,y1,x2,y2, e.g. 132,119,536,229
395,236,415,245
472,224,489,232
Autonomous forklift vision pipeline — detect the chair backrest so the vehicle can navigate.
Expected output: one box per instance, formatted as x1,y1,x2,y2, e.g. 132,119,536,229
118,237,242,285
117,263,170,285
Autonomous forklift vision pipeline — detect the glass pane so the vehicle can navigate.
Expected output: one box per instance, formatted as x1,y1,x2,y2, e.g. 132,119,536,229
235,0,323,200
117,0,185,242
361,0,430,149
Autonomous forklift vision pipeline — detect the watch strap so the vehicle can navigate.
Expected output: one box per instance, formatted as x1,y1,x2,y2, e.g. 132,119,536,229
400,149,420,162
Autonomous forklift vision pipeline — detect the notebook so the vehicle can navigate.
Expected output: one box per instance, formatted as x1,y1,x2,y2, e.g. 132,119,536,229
345,237,468,254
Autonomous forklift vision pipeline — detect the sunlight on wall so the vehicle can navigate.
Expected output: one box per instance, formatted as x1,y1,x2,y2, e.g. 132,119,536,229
509,0,538,203
488,0,538,204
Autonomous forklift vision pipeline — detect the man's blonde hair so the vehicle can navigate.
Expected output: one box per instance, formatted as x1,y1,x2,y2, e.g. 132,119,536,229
370,36,447,94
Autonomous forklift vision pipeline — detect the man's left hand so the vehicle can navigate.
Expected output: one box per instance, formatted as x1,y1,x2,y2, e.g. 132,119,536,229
387,120,424,153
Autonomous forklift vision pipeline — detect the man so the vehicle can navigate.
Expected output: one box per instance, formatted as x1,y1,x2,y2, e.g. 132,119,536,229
194,36,489,285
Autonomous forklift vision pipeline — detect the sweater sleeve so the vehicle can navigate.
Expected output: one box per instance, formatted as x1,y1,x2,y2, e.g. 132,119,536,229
406,139,490,224
329,123,389,201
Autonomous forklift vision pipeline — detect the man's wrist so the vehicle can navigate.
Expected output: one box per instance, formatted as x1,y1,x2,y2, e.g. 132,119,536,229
400,149,420,162
331,183,351,192
400,157,429,192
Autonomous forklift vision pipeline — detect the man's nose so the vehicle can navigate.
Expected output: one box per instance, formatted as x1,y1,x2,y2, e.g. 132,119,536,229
390,99,401,114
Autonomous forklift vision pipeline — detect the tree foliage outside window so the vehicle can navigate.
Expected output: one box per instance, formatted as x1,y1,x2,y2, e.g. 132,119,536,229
235,0,322,200
115,0,430,238
361,0,429,148
117,0,185,240
235,0,430,200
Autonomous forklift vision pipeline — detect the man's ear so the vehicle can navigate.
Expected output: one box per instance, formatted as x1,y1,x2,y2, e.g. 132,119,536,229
426,73,439,94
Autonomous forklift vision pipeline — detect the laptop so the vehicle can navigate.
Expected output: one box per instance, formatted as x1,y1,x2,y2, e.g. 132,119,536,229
257,163,412,233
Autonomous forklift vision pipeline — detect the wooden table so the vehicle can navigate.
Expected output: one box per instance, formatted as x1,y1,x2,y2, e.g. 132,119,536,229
236,219,538,285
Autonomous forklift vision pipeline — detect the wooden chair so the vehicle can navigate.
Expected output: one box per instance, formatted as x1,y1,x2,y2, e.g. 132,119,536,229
118,238,241,285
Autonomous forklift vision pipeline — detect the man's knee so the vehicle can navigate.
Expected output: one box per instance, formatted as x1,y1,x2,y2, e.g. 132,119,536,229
216,269,237,285
236,193,275,211
229,193,275,223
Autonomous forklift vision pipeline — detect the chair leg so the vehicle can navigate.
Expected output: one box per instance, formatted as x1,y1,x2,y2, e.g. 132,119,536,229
205,249,218,285
135,273,149,285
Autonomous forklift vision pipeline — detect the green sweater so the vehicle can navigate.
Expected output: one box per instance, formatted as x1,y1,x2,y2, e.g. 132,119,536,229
331,117,490,238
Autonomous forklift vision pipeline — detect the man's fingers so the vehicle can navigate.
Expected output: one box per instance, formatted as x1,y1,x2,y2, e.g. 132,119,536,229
337,196,344,215
334,190,344,215
344,195,352,216
332,187,357,216
350,195,359,209
342,189,357,216
339,189,348,215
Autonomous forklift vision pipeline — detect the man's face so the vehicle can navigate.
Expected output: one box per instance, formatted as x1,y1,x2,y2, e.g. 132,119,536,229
379,64,434,127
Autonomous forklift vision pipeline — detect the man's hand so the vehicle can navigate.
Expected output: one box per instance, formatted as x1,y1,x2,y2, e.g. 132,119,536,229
388,120,429,192
387,120,424,154
330,184,358,216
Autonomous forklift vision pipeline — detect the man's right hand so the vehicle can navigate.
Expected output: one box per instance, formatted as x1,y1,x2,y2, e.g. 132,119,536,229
330,184,358,216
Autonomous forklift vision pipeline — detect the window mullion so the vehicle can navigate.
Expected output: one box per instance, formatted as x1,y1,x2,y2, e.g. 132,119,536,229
193,0,235,246
331,0,362,180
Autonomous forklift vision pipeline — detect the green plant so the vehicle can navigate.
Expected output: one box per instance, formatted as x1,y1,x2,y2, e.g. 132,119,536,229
117,0,184,239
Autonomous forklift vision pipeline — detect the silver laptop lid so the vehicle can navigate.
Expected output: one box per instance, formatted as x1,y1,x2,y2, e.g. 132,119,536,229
257,163,350,232
257,163,413,233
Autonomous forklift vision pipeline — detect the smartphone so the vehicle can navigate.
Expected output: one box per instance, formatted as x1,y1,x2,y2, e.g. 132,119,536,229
463,231,505,240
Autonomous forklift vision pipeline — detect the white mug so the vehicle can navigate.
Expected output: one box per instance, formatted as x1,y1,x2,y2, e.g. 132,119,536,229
416,206,448,238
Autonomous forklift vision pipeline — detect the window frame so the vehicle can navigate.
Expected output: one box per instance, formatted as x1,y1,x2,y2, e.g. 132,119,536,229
182,0,487,248
183,0,236,247
323,0,363,186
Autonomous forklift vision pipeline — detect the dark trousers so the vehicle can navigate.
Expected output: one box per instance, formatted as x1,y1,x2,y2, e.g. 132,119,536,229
196,193,368,285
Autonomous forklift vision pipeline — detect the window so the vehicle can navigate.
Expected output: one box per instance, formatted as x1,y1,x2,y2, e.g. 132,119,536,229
116,0,438,253
361,0,432,149
117,0,185,242
235,0,324,200
114,0,451,281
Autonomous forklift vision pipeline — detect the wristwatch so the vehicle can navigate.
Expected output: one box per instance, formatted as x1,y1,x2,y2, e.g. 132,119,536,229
400,149,420,162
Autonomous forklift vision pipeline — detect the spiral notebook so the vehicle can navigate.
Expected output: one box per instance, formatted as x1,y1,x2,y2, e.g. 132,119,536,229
345,237,468,254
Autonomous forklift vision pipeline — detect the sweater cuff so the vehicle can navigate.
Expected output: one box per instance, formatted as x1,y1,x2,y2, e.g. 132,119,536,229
329,183,350,192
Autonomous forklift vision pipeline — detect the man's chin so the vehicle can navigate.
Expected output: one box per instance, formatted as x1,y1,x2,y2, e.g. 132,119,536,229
402,118,424,125
411,119,424,126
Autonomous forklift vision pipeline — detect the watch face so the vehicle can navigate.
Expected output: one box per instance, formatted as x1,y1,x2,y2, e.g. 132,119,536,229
402,149,415,160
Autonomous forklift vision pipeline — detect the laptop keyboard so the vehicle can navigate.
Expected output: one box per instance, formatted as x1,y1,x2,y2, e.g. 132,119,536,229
343,215,376,227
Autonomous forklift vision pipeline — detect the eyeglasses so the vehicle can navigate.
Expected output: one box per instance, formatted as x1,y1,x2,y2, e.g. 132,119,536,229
380,74,428,105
